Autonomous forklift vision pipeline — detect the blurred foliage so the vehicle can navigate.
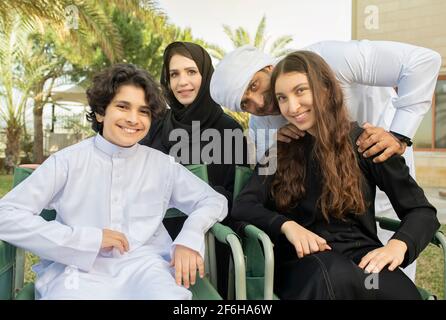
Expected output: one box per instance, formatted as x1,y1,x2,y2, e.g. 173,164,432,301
210,15,293,60
224,108,250,131
0,1,220,170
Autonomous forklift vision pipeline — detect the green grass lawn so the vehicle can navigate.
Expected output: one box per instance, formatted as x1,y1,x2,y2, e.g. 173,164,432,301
415,224,446,299
0,175,13,197
0,174,444,298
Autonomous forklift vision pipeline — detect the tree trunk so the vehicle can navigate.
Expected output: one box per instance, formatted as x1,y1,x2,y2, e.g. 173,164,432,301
32,80,47,164
33,102,44,163
5,119,22,174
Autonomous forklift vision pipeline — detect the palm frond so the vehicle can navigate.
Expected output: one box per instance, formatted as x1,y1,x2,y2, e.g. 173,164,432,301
222,24,235,44
74,1,123,62
254,15,266,48
114,0,164,16
0,14,38,122
0,0,64,23
224,109,250,130
205,43,226,61
235,27,251,47
269,35,293,57
221,14,293,57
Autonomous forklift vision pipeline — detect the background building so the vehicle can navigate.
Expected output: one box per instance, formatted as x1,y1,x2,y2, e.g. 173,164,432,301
352,0,446,186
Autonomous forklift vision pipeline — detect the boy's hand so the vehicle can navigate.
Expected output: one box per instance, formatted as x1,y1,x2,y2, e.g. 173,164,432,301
101,229,129,254
358,239,407,273
281,221,331,258
357,122,406,163
276,123,306,143
171,245,205,289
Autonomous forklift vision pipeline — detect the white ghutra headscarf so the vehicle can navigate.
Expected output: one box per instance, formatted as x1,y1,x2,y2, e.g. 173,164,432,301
210,45,275,112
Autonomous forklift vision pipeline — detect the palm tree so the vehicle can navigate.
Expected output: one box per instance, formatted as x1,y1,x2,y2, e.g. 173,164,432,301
0,16,36,171
209,15,294,60
25,33,67,163
0,1,63,23
1,1,213,167
0,0,162,63
34,1,167,163
0,1,161,169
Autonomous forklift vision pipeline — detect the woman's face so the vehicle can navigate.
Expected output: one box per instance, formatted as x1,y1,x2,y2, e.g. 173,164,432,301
168,54,202,107
274,71,316,135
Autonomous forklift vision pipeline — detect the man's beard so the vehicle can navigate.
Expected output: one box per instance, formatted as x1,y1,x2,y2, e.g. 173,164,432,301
258,91,280,115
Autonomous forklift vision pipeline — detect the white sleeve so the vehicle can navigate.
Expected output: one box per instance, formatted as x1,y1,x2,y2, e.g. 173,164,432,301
248,116,265,161
168,162,228,258
306,40,441,138
0,156,102,272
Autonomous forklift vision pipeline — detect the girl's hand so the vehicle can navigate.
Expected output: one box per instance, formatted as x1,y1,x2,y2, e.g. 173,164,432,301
171,245,205,289
281,221,331,258
276,123,306,143
359,239,407,273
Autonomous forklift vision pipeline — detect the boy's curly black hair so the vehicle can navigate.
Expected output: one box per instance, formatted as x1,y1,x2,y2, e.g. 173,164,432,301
86,63,167,133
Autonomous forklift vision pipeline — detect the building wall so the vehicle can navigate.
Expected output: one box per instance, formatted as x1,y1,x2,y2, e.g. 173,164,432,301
352,0,446,74
415,152,446,187
352,0,446,187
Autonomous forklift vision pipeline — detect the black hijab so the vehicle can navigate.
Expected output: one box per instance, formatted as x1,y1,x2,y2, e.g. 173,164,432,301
159,42,224,149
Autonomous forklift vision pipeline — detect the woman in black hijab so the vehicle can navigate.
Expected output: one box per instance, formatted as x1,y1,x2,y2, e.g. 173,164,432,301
141,42,248,297
143,41,247,205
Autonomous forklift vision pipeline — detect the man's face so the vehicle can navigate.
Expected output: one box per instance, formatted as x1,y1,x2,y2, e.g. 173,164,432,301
240,66,280,116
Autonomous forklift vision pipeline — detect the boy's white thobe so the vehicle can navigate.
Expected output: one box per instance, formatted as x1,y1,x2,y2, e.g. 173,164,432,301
0,134,227,299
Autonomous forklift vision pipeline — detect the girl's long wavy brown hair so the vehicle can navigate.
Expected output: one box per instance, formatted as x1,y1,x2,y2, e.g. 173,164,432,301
270,51,366,221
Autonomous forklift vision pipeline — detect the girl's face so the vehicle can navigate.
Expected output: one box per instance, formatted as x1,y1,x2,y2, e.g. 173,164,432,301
168,54,202,107
275,72,316,135
95,85,151,147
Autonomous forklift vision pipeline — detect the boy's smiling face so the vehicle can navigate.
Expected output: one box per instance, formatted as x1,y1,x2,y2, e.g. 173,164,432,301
95,84,151,147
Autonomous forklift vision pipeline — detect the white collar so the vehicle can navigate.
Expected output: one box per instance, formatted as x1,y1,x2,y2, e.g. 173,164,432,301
94,134,139,158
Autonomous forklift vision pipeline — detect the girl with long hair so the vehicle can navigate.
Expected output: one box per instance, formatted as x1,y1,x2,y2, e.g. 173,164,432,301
232,51,439,299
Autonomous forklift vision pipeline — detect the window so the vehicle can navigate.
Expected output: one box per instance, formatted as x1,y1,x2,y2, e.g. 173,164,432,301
413,76,446,151
435,79,446,148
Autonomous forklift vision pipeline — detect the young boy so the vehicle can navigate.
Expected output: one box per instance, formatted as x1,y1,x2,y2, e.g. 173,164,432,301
0,64,228,299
